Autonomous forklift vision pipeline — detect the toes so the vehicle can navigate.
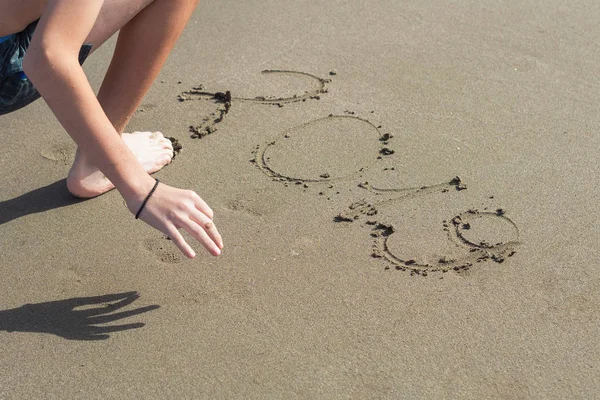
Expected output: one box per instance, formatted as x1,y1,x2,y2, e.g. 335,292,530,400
159,144,174,160
159,153,172,166
161,138,174,150
149,131,164,140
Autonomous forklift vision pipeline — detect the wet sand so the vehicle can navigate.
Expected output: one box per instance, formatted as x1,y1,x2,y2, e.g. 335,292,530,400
1,0,599,398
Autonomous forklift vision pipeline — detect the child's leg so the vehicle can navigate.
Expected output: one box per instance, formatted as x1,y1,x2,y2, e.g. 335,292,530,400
2,0,199,197
68,0,200,197
93,0,200,134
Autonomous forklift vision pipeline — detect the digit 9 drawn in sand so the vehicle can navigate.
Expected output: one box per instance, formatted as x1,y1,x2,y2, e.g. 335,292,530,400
179,69,330,105
179,70,331,139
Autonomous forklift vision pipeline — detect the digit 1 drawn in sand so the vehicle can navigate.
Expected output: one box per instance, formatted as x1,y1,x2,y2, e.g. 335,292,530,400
252,115,390,184
179,70,331,139
371,208,520,275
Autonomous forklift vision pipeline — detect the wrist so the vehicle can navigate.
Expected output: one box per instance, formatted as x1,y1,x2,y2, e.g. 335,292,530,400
119,174,159,214
134,179,160,219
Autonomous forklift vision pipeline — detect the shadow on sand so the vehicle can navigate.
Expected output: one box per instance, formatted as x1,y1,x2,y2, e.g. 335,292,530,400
0,179,84,226
0,291,159,340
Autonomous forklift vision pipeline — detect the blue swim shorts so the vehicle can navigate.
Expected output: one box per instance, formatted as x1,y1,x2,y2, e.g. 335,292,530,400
0,20,93,116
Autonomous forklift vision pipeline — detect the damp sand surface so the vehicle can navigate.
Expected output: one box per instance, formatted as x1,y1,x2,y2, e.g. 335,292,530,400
1,1,600,398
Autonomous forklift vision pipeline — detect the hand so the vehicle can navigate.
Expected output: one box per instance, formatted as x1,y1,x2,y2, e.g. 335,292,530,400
132,183,223,258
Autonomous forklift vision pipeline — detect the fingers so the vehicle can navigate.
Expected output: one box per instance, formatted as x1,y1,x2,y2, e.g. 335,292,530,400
189,207,223,250
167,219,221,258
170,195,222,256
190,191,214,220
178,216,221,256
167,228,197,258
79,295,140,317
138,185,222,258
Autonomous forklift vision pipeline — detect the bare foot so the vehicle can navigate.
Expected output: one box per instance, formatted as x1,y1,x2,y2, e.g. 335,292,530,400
66,131,174,198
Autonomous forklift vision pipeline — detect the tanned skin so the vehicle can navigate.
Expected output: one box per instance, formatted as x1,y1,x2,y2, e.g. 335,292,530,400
0,0,223,258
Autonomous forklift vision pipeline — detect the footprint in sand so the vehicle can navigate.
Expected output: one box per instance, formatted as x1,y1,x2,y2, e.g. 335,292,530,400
136,103,158,113
41,142,76,165
224,189,282,217
179,70,331,139
143,236,183,264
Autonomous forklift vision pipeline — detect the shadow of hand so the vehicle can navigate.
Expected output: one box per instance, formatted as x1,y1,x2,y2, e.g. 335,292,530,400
0,292,159,340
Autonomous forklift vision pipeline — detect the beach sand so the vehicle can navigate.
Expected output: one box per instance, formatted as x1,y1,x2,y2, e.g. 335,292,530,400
1,0,599,398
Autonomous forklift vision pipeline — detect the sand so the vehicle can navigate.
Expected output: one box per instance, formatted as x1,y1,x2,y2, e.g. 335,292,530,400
1,0,599,398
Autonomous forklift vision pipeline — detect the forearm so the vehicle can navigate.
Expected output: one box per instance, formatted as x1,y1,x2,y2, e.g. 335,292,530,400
24,53,154,206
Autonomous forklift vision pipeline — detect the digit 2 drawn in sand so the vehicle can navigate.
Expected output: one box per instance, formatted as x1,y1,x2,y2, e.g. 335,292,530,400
179,70,331,138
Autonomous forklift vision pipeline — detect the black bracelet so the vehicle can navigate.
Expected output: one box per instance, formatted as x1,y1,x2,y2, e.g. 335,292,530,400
135,178,160,219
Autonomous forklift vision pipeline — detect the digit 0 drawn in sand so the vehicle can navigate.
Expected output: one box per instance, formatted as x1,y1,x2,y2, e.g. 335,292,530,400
252,115,391,184
179,70,330,139
143,236,183,264
370,208,520,275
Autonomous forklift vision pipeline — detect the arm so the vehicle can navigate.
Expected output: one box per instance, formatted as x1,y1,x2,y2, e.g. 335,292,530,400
23,0,222,257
